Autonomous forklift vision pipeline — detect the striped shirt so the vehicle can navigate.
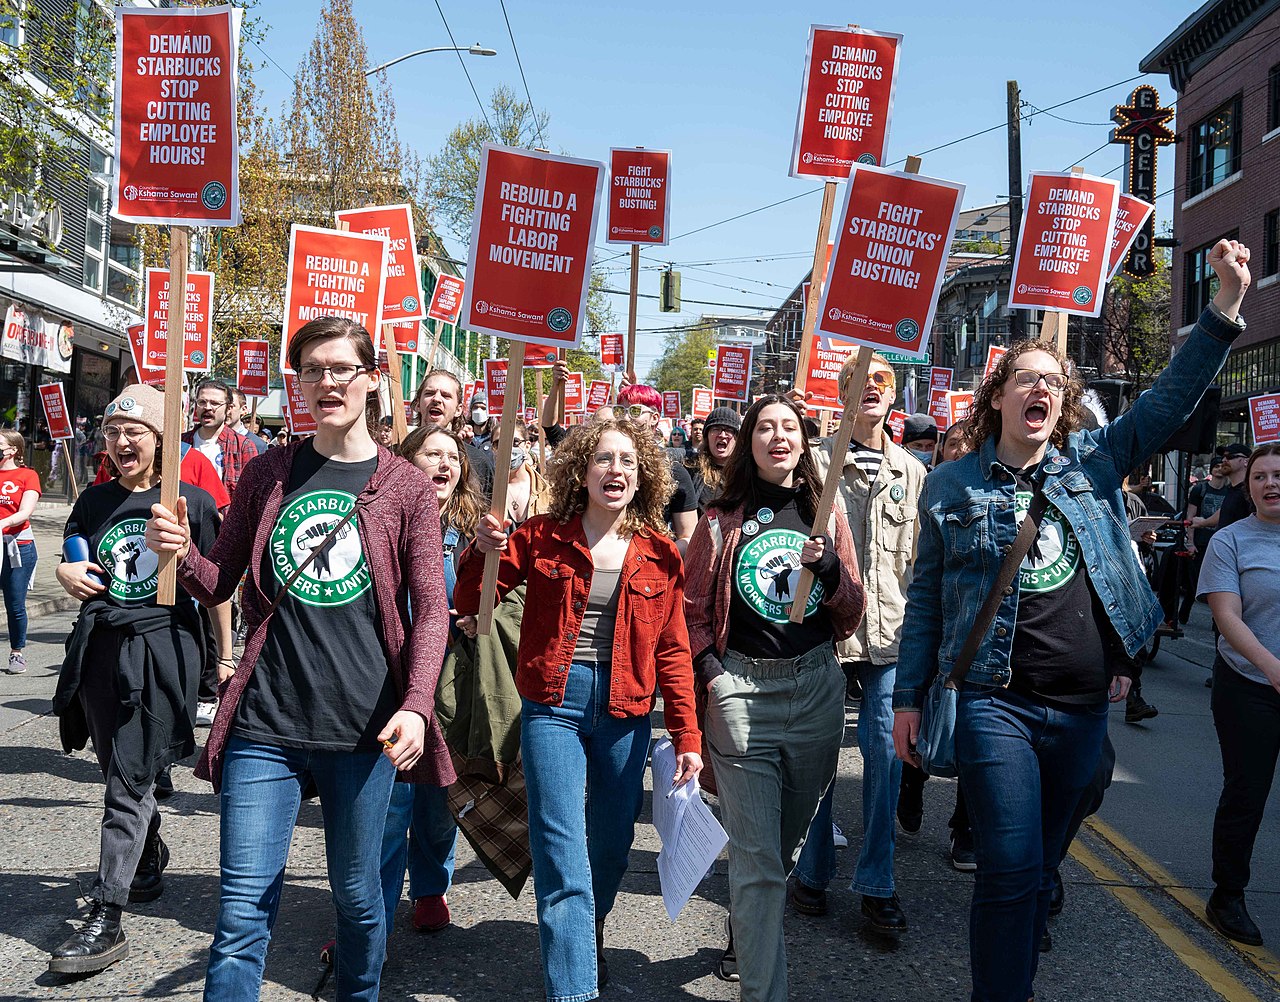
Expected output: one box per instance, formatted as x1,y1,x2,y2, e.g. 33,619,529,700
848,440,884,485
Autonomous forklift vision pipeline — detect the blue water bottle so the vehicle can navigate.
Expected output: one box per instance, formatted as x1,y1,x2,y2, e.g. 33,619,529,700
62,535,107,587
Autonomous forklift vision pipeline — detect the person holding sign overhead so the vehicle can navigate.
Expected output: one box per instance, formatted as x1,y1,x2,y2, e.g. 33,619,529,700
453,418,701,1000
683,394,865,1000
892,239,1253,1002
145,316,452,1002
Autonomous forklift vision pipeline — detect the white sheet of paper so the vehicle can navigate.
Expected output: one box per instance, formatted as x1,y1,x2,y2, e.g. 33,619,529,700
650,737,729,921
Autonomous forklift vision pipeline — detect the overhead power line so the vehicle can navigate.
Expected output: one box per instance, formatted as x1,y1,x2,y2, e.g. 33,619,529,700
433,0,493,132
497,0,547,148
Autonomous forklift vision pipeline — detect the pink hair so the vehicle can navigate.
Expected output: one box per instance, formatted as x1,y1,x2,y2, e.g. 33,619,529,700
618,383,662,410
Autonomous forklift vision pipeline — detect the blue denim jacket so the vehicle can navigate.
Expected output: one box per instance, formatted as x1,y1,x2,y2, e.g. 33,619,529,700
893,306,1244,712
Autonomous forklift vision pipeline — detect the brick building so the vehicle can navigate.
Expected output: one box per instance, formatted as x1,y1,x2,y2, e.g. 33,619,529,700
1140,0,1280,434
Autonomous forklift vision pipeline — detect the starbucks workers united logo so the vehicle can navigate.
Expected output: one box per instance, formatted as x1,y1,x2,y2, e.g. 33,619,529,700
98,518,159,602
270,490,370,607
1015,491,1081,593
734,527,824,623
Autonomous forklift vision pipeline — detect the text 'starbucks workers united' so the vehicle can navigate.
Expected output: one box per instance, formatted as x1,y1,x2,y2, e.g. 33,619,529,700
734,527,825,623
1015,490,1081,593
271,490,370,607
98,518,159,602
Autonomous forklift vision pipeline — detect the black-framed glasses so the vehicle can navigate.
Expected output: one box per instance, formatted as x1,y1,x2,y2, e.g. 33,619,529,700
297,364,371,384
1012,369,1069,393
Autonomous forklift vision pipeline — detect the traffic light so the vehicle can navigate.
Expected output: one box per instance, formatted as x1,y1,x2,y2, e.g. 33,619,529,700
659,269,681,313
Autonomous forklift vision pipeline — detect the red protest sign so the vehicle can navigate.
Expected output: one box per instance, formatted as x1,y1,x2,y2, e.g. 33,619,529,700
283,372,317,435
662,390,682,419
126,322,163,386
38,383,73,440
143,268,215,372
817,164,964,360
928,386,950,425
946,391,974,426
983,346,1007,382
523,343,560,368
929,367,952,392
1106,194,1155,280
335,204,425,324
692,386,713,419
483,359,522,416
1249,393,1280,445
601,332,624,369
112,5,241,226
887,409,907,444
607,148,671,245
790,24,903,179
463,144,605,348
713,345,753,402
281,225,388,372
563,372,586,413
464,381,482,410
237,339,270,398
805,334,854,410
586,380,612,411
426,274,465,325
1008,171,1120,317
387,321,423,355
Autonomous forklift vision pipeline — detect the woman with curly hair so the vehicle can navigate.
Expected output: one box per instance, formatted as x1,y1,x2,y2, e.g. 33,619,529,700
454,419,702,1001
893,240,1252,1002
683,394,865,1001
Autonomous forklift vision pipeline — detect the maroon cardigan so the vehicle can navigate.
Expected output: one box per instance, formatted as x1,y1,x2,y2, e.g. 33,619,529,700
181,441,455,790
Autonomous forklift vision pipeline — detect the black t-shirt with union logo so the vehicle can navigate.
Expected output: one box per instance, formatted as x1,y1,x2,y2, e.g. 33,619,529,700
236,441,396,752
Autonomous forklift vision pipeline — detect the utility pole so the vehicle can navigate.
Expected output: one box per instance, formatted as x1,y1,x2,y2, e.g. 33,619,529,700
1007,80,1026,340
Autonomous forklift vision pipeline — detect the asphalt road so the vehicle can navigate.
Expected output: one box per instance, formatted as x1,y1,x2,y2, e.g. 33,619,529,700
0,604,1277,1001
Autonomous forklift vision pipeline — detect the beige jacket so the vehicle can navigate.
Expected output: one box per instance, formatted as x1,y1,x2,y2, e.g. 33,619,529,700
813,435,926,665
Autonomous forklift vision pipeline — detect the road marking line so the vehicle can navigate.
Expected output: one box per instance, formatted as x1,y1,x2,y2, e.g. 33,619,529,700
1069,840,1262,1002
1086,817,1280,989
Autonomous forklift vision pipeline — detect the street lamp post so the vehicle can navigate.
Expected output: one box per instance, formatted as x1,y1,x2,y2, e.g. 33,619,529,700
365,43,497,76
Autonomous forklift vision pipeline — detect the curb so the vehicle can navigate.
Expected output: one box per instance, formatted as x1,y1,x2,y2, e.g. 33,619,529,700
27,595,80,619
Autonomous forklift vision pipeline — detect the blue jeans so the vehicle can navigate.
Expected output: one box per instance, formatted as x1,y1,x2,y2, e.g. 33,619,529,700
1,540,36,650
205,736,396,1002
794,661,900,897
956,688,1109,1002
381,781,458,929
522,662,650,1002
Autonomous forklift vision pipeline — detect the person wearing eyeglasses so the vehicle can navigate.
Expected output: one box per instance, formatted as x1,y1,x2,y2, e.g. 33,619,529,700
893,240,1253,1002
454,418,701,1001
791,352,927,936
49,384,222,975
145,316,452,1002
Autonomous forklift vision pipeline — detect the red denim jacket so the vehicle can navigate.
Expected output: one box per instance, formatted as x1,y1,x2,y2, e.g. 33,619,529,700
454,513,701,755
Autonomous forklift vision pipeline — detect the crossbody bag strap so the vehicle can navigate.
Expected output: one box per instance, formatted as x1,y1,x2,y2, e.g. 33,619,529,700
946,490,1049,688
262,500,363,621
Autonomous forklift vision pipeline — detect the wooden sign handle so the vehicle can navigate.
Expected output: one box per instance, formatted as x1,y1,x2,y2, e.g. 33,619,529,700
789,349,871,623
788,155,923,623
62,440,79,500
477,340,527,634
793,181,838,397
534,367,546,471
381,324,409,444
157,224,189,606
626,243,640,378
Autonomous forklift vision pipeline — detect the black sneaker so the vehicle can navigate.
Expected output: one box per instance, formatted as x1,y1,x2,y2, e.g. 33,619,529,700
1205,891,1264,946
596,917,609,989
154,767,174,801
715,914,739,982
897,784,923,835
1125,695,1159,723
1049,869,1065,917
48,901,128,974
129,833,169,903
950,830,977,871
1039,927,1052,952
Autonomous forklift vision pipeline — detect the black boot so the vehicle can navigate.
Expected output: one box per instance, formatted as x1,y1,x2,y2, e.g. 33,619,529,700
48,900,129,974
129,832,169,903
1206,890,1264,946
595,917,609,989
861,893,908,934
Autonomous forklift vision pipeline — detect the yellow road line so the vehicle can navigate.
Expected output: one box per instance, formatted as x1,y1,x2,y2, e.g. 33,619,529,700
1086,817,1280,989
1069,840,1262,1002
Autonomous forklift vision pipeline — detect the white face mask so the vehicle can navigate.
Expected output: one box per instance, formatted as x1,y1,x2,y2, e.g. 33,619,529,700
471,407,488,425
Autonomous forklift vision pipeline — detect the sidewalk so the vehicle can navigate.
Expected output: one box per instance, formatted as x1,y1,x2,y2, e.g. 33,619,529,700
23,501,79,620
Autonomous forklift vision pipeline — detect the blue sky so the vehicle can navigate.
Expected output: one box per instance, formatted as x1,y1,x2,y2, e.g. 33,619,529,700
255,1,1198,376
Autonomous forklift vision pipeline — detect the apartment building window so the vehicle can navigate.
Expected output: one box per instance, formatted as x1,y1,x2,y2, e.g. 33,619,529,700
1,11,21,47
1265,210,1279,280
1184,233,1237,322
83,148,108,292
1188,96,1242,196
1269,64,1280,133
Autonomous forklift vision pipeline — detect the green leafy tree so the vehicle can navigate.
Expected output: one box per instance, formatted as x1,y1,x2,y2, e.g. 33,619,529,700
647,321,717,405
1099,245,1172,393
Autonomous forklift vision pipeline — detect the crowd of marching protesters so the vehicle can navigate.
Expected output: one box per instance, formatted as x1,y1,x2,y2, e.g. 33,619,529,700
20,238,1280,1002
